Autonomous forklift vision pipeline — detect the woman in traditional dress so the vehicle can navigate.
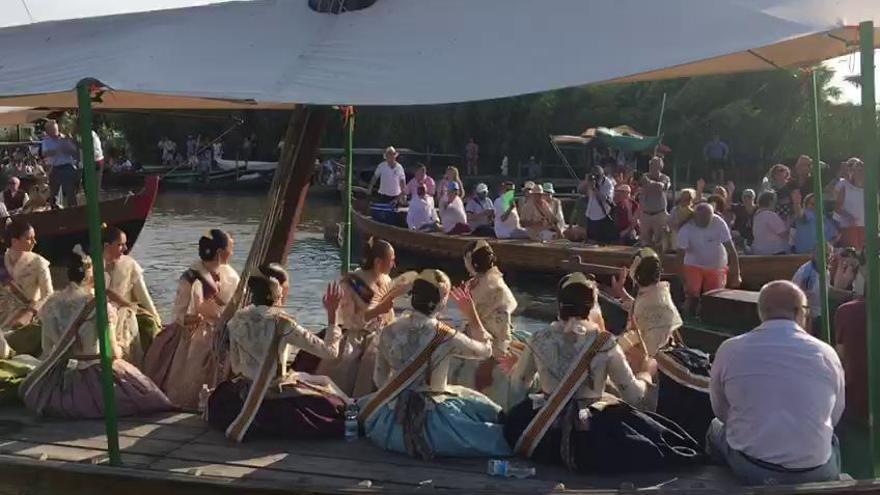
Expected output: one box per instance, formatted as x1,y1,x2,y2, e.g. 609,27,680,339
102,225,161,368
314,238,406,397
144,229,235,410
361,269,511,459
611,248,682,362
0,219,53,356
504,273,658,470
20,248,172,418
448,240,523,410
207,264,348,442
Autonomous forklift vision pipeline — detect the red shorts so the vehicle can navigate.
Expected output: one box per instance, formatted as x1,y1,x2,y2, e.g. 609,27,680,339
683,265,727,298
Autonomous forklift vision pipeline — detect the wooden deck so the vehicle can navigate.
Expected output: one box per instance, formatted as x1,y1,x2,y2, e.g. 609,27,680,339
0,407,873,495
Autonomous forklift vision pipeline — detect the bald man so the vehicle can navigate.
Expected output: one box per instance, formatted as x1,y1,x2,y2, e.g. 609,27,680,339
676,202,741,315
2,176,28,213
707,281,844,485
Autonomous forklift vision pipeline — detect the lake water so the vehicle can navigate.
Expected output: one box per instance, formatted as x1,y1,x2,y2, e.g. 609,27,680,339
129,191,554,331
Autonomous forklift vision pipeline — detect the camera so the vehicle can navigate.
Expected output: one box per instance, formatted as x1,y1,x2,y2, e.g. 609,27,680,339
589,173,601,184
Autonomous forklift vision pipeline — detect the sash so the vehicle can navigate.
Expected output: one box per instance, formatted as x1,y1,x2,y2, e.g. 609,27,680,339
19,298,97,415
181,268,223,305
359,322,455,425
225,315,286,442
0,266,37,329
514,332,611,458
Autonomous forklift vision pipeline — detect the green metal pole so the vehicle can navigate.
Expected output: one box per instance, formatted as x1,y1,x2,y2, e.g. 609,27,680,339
76,81,121,466
341,109,354,274
810,70,830,343
859,21,880,476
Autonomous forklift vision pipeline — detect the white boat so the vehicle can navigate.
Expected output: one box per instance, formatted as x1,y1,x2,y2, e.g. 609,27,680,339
215,157,277,172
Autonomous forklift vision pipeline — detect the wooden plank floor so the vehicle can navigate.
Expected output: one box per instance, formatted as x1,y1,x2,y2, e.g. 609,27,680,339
0,405,869,494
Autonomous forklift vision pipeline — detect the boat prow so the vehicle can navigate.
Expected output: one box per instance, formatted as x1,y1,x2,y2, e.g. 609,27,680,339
2,175,160,263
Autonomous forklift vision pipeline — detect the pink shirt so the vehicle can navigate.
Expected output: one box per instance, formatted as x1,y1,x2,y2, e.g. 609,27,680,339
405,176,436,199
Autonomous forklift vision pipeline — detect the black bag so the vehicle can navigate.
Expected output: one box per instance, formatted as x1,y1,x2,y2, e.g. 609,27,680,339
572,400,704,474
656,346,714,448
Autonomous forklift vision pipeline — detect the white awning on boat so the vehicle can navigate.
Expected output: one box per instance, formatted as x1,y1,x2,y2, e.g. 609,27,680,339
0,107,51,125
0,0,877,108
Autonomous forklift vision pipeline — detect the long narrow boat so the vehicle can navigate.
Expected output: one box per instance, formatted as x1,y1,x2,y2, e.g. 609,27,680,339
352,204,809,290
1,175,159,263
214,157,278,172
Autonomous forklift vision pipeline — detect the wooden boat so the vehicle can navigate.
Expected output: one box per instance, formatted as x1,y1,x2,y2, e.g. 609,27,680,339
160,169,273,191
1,175,159,264
214,157,278,172
352,204,809,290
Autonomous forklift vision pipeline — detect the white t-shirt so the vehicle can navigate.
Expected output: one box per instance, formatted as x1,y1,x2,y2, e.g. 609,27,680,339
465,196,494,228
493,196,522,239
92,131,104,162
440,196,468,233
839,181,865,228
407,195,438,230
374,161,405,197
586,177,615,221
677,214,732,269
750,209,790,255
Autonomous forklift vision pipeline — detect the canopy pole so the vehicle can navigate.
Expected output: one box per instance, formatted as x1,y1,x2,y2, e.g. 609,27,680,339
76,80,121,467
859,21,880,475
656,92,667,136
810,69,830,343
342,108,354,274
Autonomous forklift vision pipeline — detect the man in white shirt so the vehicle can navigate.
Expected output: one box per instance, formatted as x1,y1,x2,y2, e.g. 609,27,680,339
368,146,406,203
493,181,528,239
584,166,616,243
708,281,844,485
407,184,440,232
440,182,471,235
677,202,742,315
465,182,495,236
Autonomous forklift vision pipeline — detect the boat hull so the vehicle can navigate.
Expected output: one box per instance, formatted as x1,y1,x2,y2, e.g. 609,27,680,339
2,176,159,264
214,157,277,172
352,208,809,290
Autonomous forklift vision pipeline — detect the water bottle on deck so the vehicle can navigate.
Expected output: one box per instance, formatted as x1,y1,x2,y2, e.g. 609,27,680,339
487,460,536,479
344,403,359,442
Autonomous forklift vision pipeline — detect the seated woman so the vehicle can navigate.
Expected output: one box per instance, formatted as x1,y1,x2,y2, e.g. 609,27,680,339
0,219,53,356
102,225,162,368
20,248,172,418
314,238,406,397
751,191,793,255
207,264,348,442
144,229,236,411
449,241,523,410
360,269,511,459
520,185,564,241
504,272,656,469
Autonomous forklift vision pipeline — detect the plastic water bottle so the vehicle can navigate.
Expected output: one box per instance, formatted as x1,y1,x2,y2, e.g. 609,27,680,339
487,459,536,479
344,403,359,442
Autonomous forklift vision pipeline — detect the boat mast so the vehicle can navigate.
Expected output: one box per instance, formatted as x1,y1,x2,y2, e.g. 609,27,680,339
76,79,121,466
342,107,355,274
860,21,880,475
809,69,831,343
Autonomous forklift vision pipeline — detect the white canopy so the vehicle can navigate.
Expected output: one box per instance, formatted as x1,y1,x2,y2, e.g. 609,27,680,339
0,107,51,125
0,0,877,108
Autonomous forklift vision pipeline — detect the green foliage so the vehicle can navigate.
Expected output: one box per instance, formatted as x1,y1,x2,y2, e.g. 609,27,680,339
104,67,876,185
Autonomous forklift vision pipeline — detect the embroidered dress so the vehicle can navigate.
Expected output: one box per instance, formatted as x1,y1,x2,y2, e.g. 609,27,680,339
21,284,172,418
314,269,393,397
143,261,237,410
361,311,511,458
618,281,682,358
448,267,525,409
105,255,162,368
0,250,53,356
207,305,346,441
504,319,651,465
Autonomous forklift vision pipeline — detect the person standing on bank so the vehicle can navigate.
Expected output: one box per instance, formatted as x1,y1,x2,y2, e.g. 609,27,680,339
41,120,80,208
368,147,406,204
707,281,844,485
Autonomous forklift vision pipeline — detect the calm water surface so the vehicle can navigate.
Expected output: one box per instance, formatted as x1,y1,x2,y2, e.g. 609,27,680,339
130,191,551,331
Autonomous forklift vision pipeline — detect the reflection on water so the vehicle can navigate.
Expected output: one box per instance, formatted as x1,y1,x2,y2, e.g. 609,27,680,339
131,191,550,331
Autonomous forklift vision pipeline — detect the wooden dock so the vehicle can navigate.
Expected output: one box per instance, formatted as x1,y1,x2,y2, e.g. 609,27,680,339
0,406,873,494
